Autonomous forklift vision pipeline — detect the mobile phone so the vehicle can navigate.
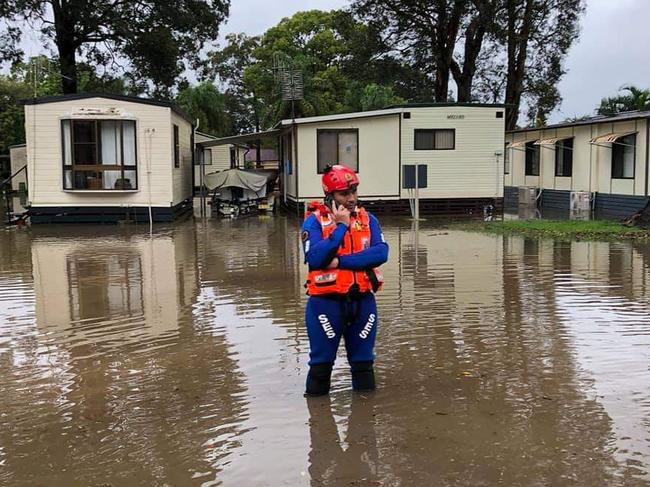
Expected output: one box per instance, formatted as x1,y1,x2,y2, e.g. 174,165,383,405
324,194,335,210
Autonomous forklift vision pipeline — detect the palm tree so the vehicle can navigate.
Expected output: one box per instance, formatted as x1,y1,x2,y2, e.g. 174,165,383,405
598,85,650,116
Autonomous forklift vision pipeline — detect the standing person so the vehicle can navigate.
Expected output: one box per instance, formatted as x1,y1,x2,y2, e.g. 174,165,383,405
301,164,389,396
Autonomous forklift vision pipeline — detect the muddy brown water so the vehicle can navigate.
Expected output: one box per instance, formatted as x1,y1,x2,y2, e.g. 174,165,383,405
1,215,650,486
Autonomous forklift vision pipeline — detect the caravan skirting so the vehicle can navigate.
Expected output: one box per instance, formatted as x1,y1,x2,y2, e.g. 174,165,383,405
29,198,193,224
504,186,650,219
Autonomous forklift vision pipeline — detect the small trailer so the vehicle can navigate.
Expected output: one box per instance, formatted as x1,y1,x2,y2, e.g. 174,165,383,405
205,168,277,217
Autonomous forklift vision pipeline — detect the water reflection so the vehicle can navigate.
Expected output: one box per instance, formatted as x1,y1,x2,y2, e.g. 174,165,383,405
0,223,249,486
307,396,379,486
0,217,649,485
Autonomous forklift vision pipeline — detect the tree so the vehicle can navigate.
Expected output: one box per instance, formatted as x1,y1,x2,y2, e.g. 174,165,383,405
175,82,232,137
203,33,264,134
598,85,650,116
352,0,467,102
3,0,230,95
500,0,584,130
344,83,405,112
451,0,500,102
353,0,584,128
0,56,132,154
205,10,414,130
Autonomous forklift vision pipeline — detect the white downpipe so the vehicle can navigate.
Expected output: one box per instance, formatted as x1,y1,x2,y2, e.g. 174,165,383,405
145,128,155,234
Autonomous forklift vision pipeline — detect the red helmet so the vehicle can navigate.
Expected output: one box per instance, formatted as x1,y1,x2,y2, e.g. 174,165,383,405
321,164,359,194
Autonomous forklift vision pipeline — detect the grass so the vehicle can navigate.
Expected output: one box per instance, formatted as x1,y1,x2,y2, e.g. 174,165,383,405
451,218,650,241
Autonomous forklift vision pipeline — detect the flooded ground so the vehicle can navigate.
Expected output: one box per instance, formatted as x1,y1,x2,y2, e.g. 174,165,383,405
1,213,650,486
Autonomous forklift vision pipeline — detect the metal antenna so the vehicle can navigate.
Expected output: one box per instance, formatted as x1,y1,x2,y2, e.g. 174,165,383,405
272,52,303,120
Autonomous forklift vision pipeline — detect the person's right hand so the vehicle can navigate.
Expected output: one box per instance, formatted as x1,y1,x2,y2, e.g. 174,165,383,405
331,201,350,227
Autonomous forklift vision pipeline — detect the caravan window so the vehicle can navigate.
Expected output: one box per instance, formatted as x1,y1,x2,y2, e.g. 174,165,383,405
317,129,358,173
173,125,180,168
414,129,455,150
555,138,573,177
525,141,540,176
612,134,635,179
61,119,137,190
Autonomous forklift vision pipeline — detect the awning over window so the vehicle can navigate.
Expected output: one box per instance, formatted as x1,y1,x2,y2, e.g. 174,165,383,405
509,139,534,149
535,136,573,145
590,131,637,144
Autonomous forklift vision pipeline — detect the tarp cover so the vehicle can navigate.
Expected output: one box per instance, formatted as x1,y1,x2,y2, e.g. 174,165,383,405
204,169,273,194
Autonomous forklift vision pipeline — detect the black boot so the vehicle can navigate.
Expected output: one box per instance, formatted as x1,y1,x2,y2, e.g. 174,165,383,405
351,361,375,391
305,363,333,396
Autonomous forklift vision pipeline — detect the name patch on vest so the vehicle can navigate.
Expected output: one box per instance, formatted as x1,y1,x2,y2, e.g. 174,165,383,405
314,272,337,284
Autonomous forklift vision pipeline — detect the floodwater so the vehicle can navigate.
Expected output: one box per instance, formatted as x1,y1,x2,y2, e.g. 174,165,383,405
1,214,650,486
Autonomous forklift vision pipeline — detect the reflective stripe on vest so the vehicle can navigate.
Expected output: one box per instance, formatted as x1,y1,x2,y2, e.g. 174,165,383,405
305,207,384,296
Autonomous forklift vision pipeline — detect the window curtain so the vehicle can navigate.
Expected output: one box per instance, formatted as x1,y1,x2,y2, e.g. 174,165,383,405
204,148,212,165
317,132,337,173
62,120,72,165
338,132,358,171
101,121,121,189
123,121,136,165
435,130,454,149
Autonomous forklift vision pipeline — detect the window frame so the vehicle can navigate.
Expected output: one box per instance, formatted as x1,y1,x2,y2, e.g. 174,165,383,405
61,119,138,191
173,124,180,169
554,137,574,177
504,143,510,174
413,129,456,151
525,141,540,176
611,133,636,180
316,128,359,174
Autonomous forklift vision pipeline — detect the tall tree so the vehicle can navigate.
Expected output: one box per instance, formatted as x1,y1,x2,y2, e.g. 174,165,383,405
352,0,467,102
451,0,500,102
500,0,584,129
3,0,229,95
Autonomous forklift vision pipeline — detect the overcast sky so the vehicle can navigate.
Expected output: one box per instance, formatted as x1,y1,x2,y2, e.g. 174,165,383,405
12,0,650,123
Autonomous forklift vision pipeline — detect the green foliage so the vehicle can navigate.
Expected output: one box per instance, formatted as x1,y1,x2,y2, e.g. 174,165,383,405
0,56,130,154
598,85,650,116
344,83,405,112
3,0,230,94
204,10,413,130
175,82,232,137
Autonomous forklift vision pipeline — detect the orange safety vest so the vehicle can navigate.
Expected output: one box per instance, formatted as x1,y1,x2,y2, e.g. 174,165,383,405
305,206,384,296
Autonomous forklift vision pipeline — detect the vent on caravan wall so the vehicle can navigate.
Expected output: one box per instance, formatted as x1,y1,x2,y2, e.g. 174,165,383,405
518,186,538,207
570,191,591,212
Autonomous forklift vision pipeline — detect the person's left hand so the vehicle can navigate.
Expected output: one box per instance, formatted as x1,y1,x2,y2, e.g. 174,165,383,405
326,257,339,269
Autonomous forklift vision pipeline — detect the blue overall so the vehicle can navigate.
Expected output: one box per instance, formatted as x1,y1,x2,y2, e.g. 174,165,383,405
302,211,389,366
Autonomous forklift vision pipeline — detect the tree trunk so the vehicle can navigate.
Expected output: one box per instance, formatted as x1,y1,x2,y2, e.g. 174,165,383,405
52,1,79,94
451,1,493,102
432,0,465,102
434,63,451,102
504,0,533,130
